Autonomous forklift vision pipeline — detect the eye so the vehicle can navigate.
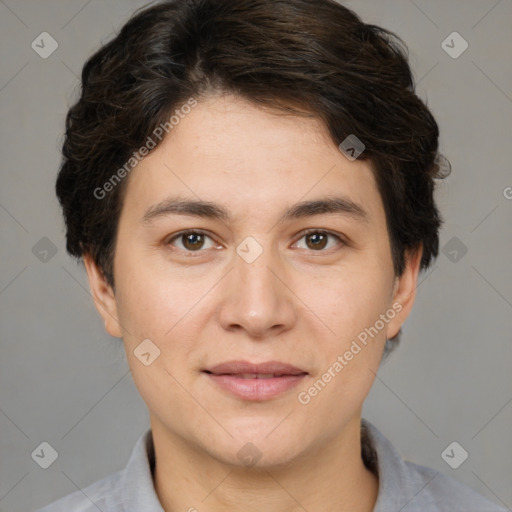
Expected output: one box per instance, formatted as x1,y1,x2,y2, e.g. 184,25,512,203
293,230,344,251
165,228,345,254
166,230,218,252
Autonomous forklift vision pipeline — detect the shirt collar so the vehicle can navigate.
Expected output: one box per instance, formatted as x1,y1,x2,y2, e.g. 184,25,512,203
120,419,415,511
121,427,164,511
362,418,436,511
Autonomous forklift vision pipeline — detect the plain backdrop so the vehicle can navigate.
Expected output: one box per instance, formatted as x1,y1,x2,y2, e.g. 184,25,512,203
0,1,511,511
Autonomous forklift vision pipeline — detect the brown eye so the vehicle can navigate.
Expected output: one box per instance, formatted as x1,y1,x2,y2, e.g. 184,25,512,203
305,232,328,250
182,232,204,250
294,230,343,252
167,230,216,252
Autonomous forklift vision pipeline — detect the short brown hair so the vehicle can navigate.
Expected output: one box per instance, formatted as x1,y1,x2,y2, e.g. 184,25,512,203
56,0,450,356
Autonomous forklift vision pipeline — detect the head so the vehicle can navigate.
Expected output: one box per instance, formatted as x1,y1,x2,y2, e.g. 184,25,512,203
56,0,449,467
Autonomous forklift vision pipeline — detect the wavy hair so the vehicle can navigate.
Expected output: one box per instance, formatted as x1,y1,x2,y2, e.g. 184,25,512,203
56,0,450,358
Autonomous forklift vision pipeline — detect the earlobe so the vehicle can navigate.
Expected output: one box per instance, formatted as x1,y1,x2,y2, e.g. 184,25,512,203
82,253,123,338
386,246,423,340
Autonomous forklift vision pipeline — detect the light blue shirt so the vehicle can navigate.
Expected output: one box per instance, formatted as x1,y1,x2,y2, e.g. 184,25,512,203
36,418,507,511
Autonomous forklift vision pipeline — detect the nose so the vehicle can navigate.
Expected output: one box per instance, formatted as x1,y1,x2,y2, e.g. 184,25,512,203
216,242,297,339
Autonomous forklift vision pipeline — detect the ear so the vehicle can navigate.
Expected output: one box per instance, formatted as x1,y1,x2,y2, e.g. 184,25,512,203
386,245,423,340
82,252,123,338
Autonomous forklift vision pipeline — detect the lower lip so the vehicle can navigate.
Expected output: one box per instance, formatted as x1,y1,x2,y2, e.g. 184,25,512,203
204,373,307,401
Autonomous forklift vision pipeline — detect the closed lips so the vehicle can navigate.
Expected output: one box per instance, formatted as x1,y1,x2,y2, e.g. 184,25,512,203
206,373,305,379
203,360,308,400
203,360,308,377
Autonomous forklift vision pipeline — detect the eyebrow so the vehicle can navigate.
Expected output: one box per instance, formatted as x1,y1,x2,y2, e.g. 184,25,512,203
140,195,369,225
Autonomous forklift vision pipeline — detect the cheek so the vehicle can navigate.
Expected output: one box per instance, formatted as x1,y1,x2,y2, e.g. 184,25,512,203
303,264,393,345
113,264,200,411
113,255,212,380
113,252,191,340
297,276,388,419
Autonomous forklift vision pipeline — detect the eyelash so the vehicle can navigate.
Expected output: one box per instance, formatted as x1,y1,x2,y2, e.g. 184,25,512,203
165,228,346,255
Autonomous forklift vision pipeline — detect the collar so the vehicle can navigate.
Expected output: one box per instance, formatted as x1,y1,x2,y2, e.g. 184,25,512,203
119,418,440,511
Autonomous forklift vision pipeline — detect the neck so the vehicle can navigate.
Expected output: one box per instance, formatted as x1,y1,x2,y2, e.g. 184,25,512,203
151,416,379,512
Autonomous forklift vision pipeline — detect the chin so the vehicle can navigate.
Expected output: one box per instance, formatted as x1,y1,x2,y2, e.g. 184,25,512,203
215,420,309,469
220,441,305,471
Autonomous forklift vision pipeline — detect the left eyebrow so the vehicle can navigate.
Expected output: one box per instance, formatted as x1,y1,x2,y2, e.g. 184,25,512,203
279,196,369,224
140,195,369,225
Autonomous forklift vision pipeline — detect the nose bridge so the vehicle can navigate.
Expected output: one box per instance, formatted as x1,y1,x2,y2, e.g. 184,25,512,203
217,236,296,336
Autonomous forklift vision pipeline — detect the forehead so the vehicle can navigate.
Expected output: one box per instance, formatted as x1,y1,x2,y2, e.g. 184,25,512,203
119,94,383,227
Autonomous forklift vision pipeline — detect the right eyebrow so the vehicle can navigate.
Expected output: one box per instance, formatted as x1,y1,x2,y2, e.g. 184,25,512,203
141,197,230,225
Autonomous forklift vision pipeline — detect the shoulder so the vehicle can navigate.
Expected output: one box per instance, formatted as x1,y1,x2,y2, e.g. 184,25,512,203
35,470,123,512
362,419,507,512
35,428,157,511
404,459,507,511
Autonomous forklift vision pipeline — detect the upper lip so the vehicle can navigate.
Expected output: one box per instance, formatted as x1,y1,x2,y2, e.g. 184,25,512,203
204,360,307,376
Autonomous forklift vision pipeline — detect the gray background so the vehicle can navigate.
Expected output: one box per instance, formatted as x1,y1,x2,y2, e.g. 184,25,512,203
0,0,511,510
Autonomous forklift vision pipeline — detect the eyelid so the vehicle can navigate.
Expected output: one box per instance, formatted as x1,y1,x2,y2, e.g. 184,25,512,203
165,228,346,253
165,229,219,250
292,228,346,251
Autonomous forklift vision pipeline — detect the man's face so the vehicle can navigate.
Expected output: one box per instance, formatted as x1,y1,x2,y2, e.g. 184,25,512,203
85,94,419,467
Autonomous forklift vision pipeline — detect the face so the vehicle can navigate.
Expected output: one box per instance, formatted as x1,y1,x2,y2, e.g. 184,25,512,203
84,94,421,467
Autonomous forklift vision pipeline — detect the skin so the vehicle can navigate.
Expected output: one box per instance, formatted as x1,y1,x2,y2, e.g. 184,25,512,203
83,93,422,512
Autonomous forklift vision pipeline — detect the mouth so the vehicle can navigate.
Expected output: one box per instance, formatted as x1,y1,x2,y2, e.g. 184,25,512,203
202,360,308,401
